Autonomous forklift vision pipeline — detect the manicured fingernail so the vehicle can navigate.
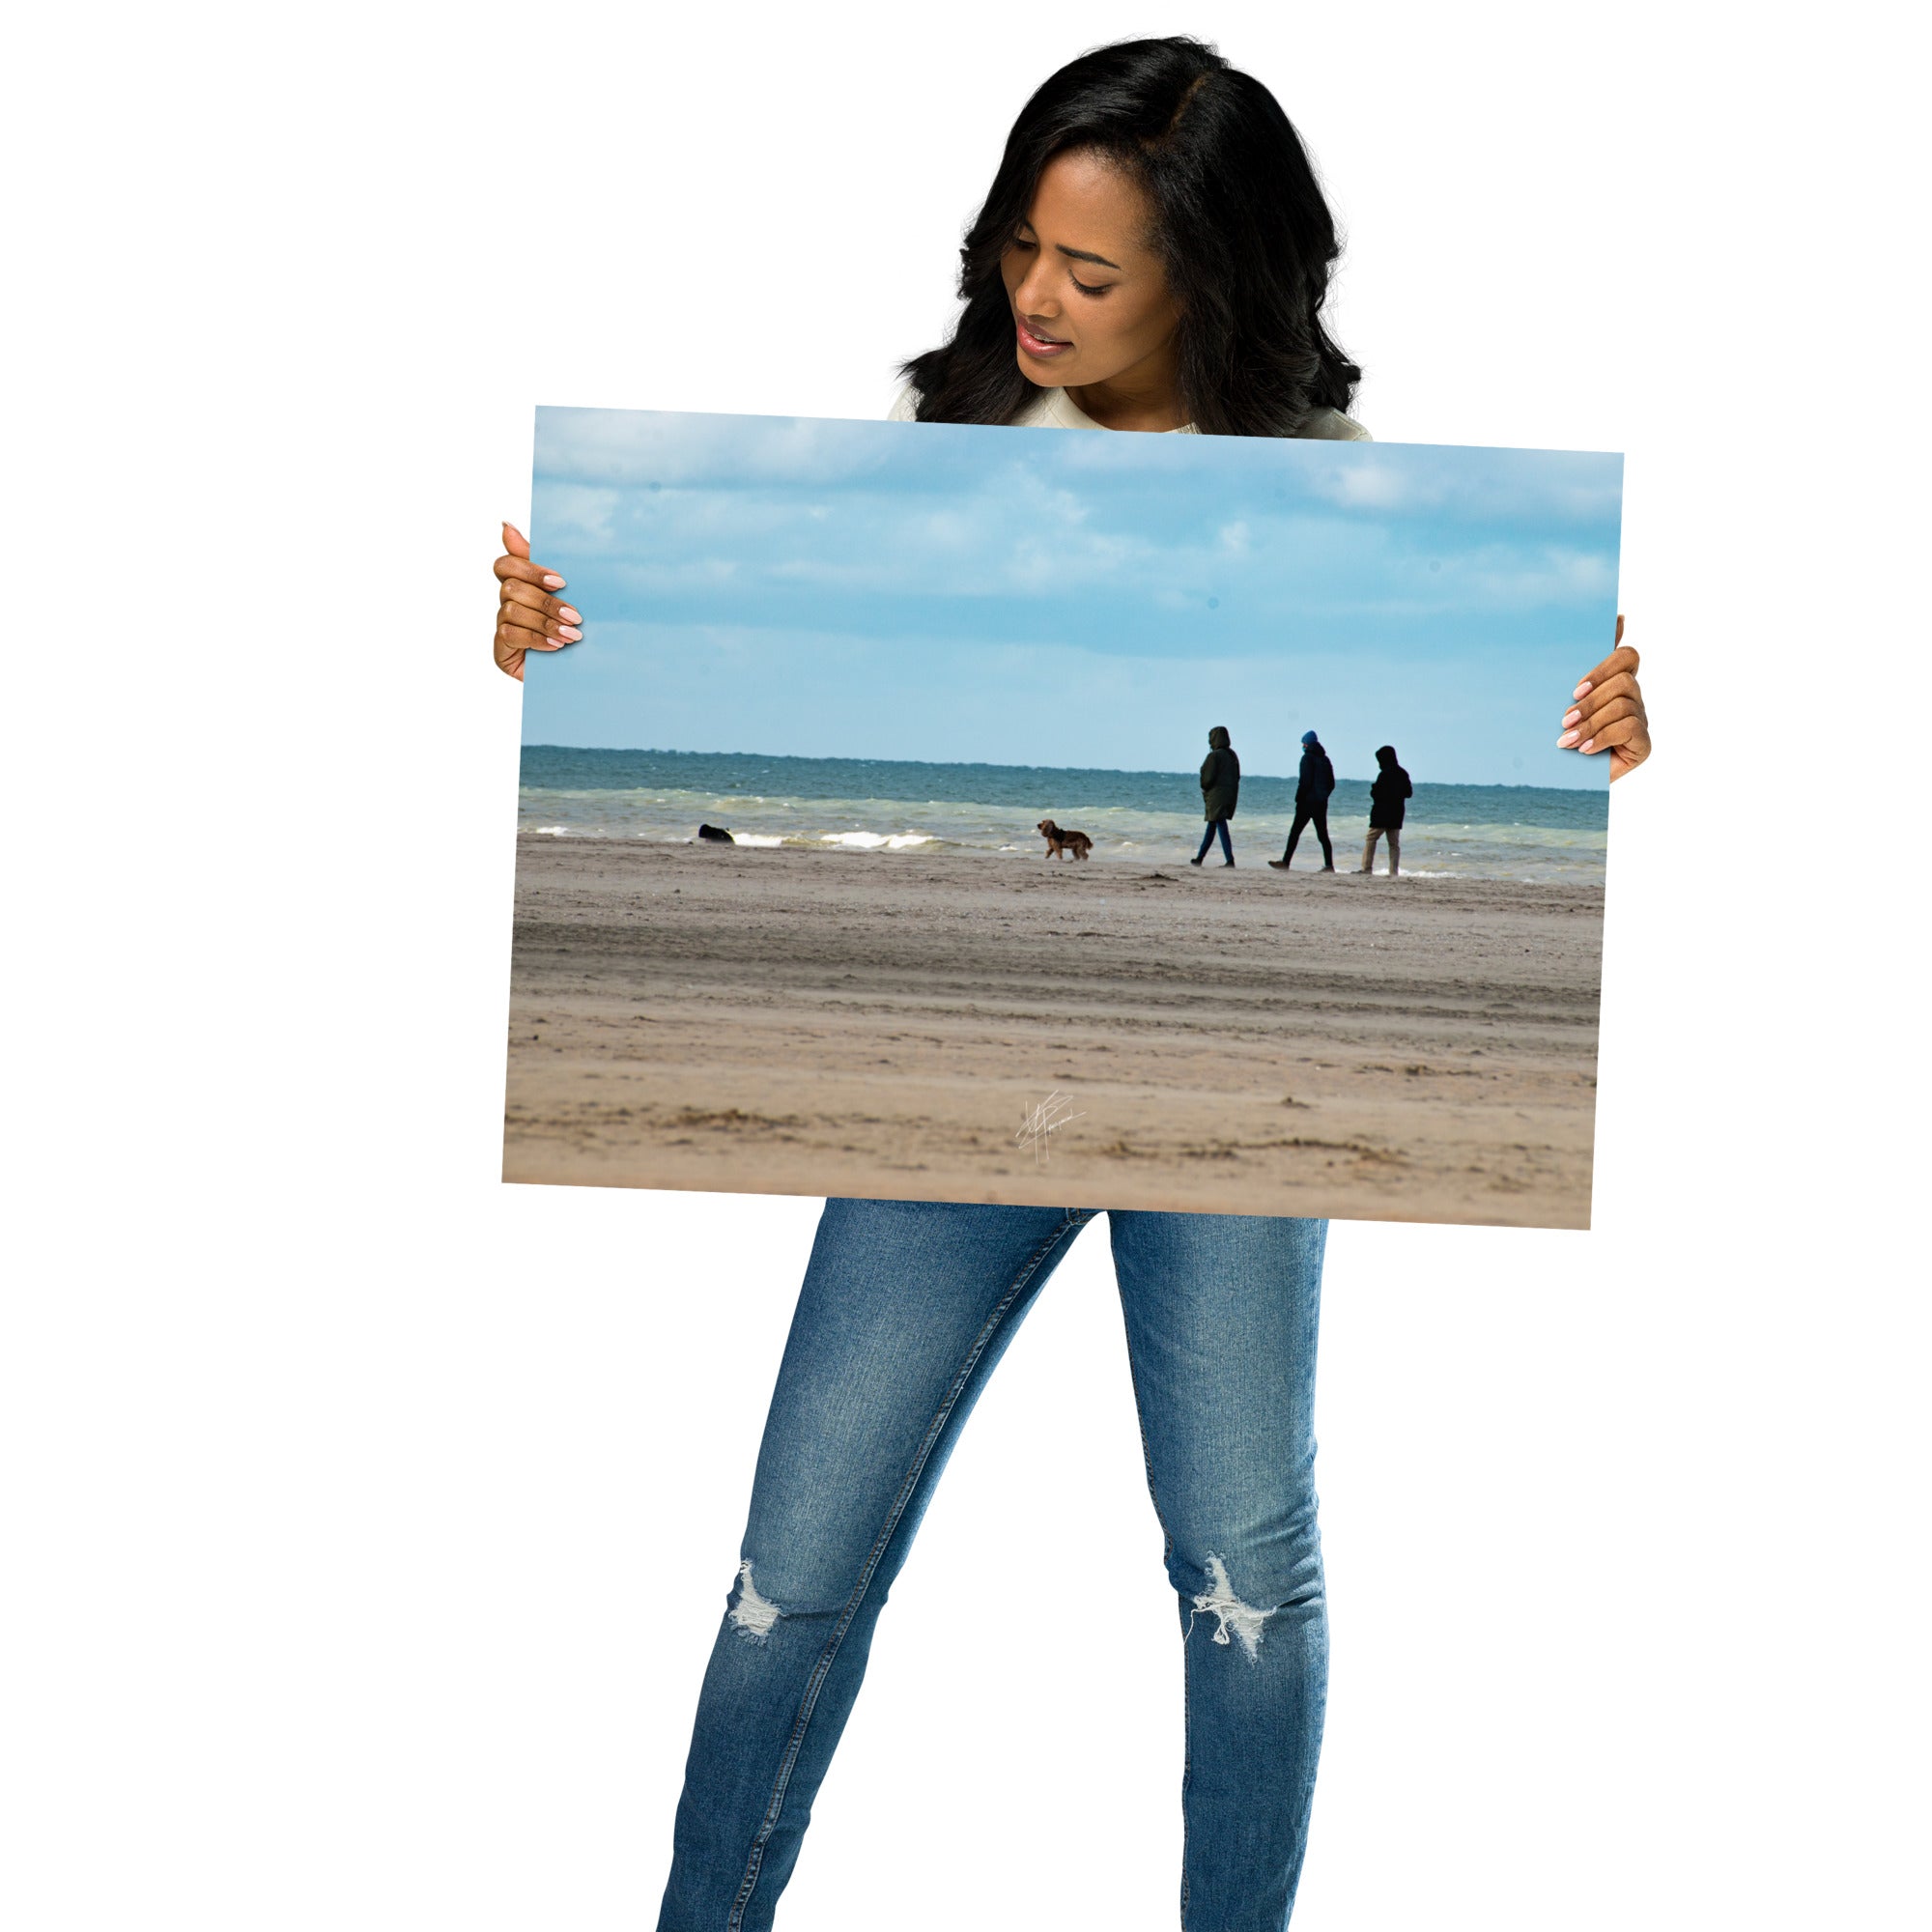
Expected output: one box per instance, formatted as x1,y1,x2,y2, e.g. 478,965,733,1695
1578,738,1596,753
1557,730,1580,748
555,624,582,640
1562,707,1581,726
1573,681,1592,699
543,574,565,588
558,605,580,623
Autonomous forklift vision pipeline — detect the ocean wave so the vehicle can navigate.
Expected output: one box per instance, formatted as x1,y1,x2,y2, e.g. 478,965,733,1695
518,777,1606,880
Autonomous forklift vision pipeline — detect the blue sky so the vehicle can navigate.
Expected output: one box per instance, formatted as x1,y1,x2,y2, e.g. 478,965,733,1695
523,407,1621,789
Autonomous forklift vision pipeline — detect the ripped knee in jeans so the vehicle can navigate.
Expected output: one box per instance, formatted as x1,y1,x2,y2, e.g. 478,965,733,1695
727,1559,784,1642
1188,1554,1275,1662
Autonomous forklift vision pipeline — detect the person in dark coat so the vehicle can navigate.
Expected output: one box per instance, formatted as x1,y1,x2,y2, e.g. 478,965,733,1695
1268,730,1336,871
1356,744,1412,876
1190,724,1240,867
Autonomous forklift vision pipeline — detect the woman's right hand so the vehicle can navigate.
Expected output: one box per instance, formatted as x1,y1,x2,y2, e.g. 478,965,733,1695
493,522,582,682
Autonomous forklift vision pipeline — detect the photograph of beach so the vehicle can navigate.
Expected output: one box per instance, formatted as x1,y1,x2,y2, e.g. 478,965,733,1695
505,408,1620,1228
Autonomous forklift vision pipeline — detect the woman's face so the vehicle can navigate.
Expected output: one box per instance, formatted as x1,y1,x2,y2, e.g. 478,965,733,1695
1000,149,1180,393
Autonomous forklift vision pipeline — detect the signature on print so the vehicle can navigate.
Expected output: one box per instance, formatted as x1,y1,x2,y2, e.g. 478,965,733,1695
1015,1091,1086,1167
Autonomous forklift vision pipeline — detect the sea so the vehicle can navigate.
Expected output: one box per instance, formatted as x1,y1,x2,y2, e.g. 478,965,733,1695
520,747,1608,885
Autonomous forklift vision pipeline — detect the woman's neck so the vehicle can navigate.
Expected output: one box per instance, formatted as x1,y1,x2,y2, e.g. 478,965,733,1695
1065,340,1187,433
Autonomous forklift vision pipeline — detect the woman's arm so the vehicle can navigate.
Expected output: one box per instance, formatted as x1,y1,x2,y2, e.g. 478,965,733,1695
493,522,582,682
1561,615,1650,780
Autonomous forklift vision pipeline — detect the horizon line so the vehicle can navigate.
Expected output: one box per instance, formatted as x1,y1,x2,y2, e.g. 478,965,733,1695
519,743,1607,794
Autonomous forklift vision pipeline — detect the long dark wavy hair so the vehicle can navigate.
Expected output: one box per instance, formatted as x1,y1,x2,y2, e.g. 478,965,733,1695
899,37,1360,437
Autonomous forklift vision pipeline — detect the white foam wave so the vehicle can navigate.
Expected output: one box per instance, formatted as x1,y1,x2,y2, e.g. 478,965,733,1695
818,832,935,850
730,834,784,847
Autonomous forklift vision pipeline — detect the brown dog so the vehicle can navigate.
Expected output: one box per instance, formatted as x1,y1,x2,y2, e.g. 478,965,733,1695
1037,818,1094,861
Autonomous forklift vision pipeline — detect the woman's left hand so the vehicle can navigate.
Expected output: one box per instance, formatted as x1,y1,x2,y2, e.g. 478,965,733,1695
1559,615,1650,781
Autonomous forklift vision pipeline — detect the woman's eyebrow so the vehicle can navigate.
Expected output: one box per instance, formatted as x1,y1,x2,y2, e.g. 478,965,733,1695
1056,243,1122,270
1013,221,1122,271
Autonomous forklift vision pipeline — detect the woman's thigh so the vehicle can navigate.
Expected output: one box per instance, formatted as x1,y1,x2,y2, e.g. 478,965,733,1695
738,1198,1093,1608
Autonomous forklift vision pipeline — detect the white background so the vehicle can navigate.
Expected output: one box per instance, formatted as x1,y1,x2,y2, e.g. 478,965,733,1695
6,3,1926,1927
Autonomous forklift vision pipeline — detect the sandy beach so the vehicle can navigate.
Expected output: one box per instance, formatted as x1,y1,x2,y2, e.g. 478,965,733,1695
502,837,1604,1228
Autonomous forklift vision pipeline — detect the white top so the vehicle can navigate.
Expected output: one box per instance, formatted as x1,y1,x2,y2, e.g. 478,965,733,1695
888,380,1370,440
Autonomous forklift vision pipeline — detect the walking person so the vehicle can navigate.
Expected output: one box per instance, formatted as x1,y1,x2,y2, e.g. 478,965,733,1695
490,37,1650,1932
1357,744,1412,876
1268,729,1337,872
1191,724,1240,867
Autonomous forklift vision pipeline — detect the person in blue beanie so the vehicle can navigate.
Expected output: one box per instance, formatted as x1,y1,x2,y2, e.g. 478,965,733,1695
1269,730,1336,872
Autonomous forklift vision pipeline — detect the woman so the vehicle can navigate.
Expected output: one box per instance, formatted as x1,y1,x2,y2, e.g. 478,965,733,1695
493,39,1650,1932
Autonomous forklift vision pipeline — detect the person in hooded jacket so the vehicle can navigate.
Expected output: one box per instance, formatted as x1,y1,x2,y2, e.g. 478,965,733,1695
1269,729,1337,871
1192,724,1240,867
1357,744,1412,876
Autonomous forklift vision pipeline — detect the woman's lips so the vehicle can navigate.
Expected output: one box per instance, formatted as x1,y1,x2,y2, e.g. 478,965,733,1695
1016,316,1072,358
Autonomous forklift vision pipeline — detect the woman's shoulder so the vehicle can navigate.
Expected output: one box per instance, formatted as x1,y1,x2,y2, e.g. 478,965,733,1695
890,382,1372,441
1297,406,1372,442
892,384,1083,430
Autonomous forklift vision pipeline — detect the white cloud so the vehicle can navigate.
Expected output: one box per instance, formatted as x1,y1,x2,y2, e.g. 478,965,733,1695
1320,459,1418,510
538,483,619,544
529,412,1622,642
1304,444,1623,524
534,406,896,489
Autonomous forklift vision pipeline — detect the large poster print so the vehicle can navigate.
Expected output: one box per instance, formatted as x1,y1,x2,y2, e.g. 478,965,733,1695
505,407,1620,1228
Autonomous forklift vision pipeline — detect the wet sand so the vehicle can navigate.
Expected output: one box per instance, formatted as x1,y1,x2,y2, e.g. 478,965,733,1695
502,838,1604,1228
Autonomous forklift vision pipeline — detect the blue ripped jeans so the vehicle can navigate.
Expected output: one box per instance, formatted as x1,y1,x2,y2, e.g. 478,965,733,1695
657,1200,1328,1932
